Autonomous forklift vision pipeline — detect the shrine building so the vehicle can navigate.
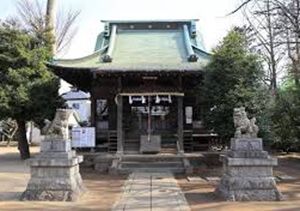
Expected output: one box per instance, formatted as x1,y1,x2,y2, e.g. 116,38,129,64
48,19,215,157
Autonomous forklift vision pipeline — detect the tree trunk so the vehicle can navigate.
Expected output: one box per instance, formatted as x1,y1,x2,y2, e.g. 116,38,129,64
46,0,57,55
17,120,30,160
266,0,277,95
295,0,300,86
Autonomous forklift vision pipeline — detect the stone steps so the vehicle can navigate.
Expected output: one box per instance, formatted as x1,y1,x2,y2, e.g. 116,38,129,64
116,154,186,174
121,161,184,168
121,155,183,162
118,167,185,174
160,147,177,154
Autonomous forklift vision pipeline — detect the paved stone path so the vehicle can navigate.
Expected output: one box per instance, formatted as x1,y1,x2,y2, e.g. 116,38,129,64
113,172,190,211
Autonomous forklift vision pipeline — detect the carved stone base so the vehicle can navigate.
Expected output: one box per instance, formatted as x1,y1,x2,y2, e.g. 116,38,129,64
215,138,283,201
21,140,86,201
21,187,84,201
216,186,282,201
215,174,282,201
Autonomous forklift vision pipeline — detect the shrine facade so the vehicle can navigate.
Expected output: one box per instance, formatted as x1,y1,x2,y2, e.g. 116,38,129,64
49,19,214,155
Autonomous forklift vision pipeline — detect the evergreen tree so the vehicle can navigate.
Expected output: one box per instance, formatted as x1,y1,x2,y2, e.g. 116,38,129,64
201,28,270,141
271,78,300,152
0,21,61,159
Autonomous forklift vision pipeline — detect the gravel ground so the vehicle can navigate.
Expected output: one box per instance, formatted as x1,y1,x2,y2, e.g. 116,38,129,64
1,145,300,211
0,146,125,211
178,153,300,211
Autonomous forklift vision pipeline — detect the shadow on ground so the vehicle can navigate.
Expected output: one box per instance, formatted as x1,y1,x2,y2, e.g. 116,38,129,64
2,147,300,210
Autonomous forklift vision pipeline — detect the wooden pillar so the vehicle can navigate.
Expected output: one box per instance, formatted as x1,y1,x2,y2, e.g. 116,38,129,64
117,95,124,154
116,77,123,154
177,96,184,153
147,95,151,142
138,112,142,130
90,96,96,127
90,76,97,127
108,97,116,130
117,95,123,154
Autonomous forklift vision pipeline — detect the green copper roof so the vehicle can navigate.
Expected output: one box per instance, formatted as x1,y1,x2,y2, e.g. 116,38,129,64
51,20,211,72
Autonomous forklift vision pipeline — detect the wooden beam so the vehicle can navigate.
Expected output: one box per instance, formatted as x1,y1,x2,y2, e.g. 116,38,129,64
119,92,184,96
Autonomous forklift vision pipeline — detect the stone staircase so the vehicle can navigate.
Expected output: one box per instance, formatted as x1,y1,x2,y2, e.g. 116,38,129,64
111,154,191,174
124,138,140,154
108,130,117,153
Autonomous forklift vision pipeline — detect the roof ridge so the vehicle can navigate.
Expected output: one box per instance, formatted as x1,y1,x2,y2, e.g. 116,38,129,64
101,19,199,23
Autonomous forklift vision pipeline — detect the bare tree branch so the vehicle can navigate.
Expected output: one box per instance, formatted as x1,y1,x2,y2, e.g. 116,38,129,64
227,0,254,16
16,0,80,54
240,0,284,92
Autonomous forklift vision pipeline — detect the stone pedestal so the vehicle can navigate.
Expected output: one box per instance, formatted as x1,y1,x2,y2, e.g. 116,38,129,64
215,138,282,201
140,135,161,154
21,139,85,201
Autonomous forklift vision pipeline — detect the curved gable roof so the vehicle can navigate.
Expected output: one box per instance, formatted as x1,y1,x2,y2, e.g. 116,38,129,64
50,19,211,73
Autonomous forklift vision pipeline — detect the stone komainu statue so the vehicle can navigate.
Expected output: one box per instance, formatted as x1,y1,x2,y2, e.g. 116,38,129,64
42,109,73,140
233,107,259,138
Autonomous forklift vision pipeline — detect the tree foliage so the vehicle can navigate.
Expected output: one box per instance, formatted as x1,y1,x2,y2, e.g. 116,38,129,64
0,0,79,159
229,0,300,151
271,80,300,152
201,29,270,141
0,21,61,159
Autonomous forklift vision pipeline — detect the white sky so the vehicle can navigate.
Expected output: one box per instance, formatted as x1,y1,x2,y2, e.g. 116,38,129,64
0,0,245,92
64,0,245,58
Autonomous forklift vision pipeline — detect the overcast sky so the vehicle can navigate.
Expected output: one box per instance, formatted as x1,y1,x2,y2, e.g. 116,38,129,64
0,0,245,93
0,0,245,58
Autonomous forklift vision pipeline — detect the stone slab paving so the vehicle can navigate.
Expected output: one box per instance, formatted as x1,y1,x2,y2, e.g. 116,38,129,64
113,172,190,211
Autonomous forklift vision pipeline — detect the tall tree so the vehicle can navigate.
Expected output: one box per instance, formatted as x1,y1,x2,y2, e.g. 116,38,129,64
271,79,300,152
231,0,300,87
0,21,61,159
17,0,79,55
46,0,57,55
1,0,79,159
277,0,300,86
234,0,284,94
201,28,269,141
